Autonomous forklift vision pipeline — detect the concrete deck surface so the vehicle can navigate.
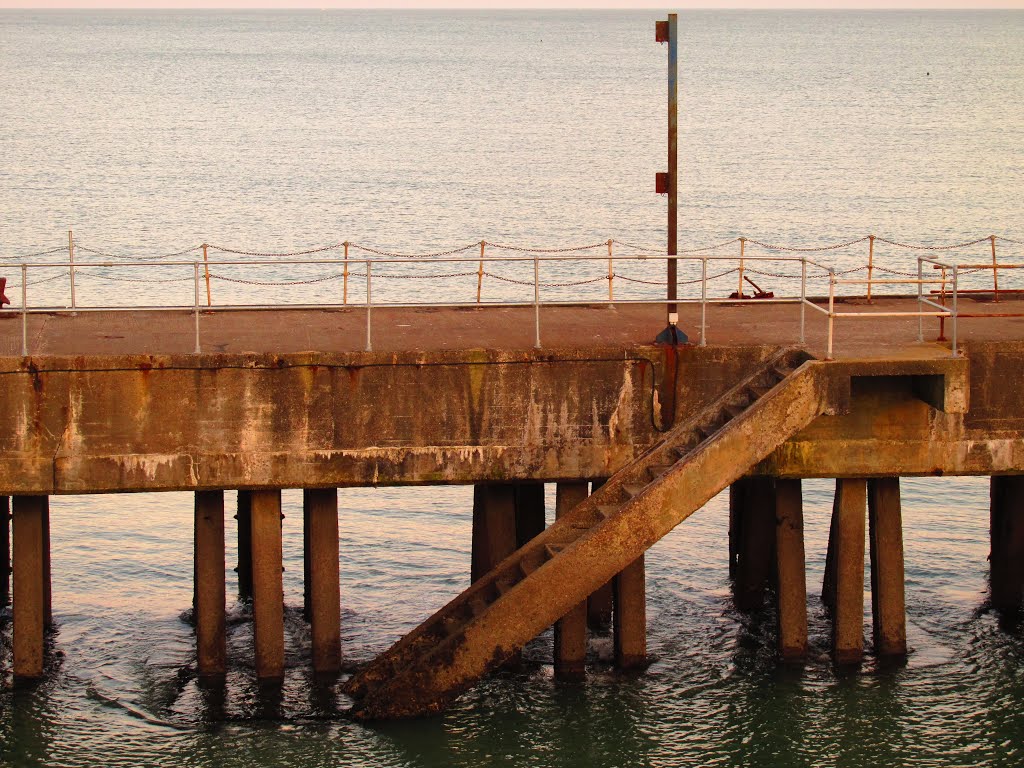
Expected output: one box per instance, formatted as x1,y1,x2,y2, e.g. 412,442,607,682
1,296,1022,359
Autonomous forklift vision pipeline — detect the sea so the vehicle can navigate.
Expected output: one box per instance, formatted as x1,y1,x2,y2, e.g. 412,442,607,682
1,8,1024,768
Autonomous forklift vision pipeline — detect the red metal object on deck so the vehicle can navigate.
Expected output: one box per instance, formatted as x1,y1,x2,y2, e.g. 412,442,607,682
0,278,9,308
655,20,669,42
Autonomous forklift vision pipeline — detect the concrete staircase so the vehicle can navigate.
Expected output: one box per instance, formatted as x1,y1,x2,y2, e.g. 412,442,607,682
345,348,837,719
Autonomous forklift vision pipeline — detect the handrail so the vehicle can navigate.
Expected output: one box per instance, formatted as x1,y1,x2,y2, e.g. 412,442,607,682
3,248,1010,359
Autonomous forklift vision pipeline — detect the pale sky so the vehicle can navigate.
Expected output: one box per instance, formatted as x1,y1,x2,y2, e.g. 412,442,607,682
2,1,1022,8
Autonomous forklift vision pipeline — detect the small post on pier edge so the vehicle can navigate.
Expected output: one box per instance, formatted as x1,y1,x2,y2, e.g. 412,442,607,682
655,12,688,346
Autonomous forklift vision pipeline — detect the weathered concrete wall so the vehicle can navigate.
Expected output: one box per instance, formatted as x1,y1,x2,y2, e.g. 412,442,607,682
0,345,774,494
756,343,1024,478
0,341,1021,494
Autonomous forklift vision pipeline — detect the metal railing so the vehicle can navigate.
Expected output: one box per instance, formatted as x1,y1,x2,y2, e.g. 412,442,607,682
2,251,976,359
803,255,959,360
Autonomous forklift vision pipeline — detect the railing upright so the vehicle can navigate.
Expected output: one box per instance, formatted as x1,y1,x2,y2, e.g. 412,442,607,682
827,268,835,360
951,264,959,357
607,239,614,303
991,234,999,303
193,262,201,354
917,257,924,342
343,241,349,305
476,241,485,303
866,235,875,303
533,256,541,349
68,229,77,310
699,256,707,346
800,257,807,345
202,243,212,307
365,260,373,352
21,264,28,356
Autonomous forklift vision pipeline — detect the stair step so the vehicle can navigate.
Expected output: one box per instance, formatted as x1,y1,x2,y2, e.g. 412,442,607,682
746,384,771,400
495,577,516,595
646,463,675,480
670,441,696,460
772,366,794,381
724,403,746,419
622,483,647,499
518,557,539,577
468,595,490,617
596,504,620,520
544,543,565,559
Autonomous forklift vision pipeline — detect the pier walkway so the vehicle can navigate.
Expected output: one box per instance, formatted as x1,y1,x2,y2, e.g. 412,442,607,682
2,294,1022,359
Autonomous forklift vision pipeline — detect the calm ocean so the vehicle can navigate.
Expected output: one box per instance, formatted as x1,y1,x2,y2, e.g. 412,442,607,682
2,9,1024,767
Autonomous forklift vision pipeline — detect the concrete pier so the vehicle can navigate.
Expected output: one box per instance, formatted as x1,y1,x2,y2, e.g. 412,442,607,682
553,481,589,680
236,490,253,600
194,490,226,679
990,475,1024,613
613,555,646,669
304,488,341,674
12,495,50,679
731,477,777,612
250,489,284,681
2,303,1021,712
827,479,868,665
775,479,807,660
868,478,907,658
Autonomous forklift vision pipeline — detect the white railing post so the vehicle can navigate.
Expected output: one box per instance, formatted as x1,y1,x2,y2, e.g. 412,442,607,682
951,264,959,358
917,257,924,342
68,229,77,309
607,239,614,303
533,255,541,349
827,268,835,360
699,256,707,346
800,257,807,345
343,241,349,305
866,234,875,303
193,262,201,354
365,260,373,352
21,264,28,356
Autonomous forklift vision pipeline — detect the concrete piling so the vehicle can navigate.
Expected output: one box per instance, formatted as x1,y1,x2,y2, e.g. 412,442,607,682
829,479,867,665
12,495,50,679
514,482,546,548
775,479,807,660
588,479,614,631
470,484,518,583
613,555,646,669
1,496,8,604
250,489,284,681
868,478,907,658
731,477,777,612
304,488,341,674
236,490,253,600
553,481,589,680
194,490,226,679
990,475,1024,613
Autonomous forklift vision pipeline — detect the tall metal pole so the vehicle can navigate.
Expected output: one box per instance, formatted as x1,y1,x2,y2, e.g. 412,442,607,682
655,14,686,345
667,12,678,319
